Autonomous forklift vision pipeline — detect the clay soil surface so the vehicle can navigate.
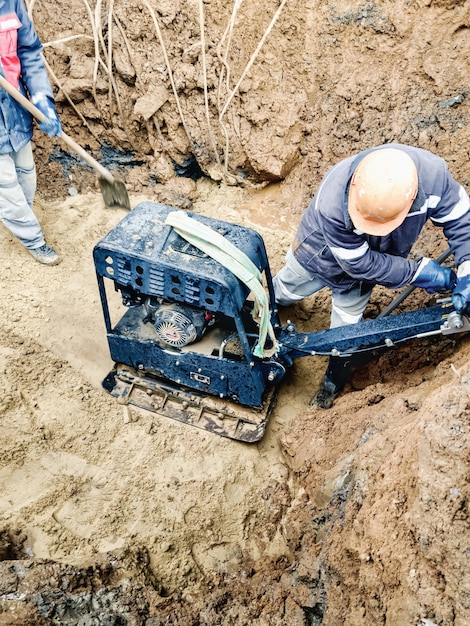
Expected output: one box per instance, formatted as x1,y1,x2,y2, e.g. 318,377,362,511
1,1,470,625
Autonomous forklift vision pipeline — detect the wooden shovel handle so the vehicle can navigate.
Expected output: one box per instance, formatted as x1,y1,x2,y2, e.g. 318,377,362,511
59,131,114,183
0,75,114,183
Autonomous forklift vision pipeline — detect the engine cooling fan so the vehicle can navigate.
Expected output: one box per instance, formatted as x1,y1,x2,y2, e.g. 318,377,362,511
153,304,207,348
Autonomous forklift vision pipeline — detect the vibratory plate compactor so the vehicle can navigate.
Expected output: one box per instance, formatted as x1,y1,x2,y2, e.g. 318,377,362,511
94,202,470,443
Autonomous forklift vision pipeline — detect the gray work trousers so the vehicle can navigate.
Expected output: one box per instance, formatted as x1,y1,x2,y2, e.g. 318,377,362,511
273,248,372,328
0,142,45,249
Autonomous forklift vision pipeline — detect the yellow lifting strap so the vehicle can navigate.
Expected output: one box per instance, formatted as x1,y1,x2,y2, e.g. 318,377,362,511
165,211,279,358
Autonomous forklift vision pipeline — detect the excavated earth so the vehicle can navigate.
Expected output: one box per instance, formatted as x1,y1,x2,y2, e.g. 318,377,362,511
1,0,469,624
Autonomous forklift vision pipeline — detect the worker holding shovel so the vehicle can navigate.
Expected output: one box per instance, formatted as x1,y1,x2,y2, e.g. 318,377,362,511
0,0,61,265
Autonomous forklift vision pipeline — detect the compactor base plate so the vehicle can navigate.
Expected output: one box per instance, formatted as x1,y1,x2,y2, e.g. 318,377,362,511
103,364,278,443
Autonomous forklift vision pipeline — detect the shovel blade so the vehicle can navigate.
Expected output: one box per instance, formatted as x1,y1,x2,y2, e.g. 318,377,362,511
99,177,131,211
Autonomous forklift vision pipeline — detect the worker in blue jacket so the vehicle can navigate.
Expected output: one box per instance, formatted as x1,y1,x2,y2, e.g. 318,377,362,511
0,0,61,265
273,144,470,408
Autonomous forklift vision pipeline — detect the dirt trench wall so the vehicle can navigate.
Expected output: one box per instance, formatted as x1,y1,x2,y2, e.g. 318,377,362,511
30,0,470,205
280,340,470,626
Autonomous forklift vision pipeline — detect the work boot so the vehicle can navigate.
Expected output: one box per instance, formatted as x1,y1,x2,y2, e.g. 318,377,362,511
28,243,61,266
313,375,342,409
311,356,354,409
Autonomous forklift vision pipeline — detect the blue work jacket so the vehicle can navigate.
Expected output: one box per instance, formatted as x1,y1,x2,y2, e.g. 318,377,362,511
293,144,470,293
0,0,54,153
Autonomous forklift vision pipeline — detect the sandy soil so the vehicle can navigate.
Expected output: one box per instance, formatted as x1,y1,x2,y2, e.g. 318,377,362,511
0,0,469,624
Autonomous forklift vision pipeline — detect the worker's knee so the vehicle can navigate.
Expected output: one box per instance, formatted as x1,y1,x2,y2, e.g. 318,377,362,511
273,248,324,305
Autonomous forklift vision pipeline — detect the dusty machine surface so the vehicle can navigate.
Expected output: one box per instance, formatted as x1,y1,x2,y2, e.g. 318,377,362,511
94,202,470,442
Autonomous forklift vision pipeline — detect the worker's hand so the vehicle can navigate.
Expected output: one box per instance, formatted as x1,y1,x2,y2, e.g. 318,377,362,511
452,260,470,313
32,93,62,137
411,258,457,294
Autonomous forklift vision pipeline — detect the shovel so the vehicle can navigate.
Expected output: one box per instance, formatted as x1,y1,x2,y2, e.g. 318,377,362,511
0,75,131,211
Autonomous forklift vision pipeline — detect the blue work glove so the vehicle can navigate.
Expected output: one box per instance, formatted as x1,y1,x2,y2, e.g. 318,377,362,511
452,261,470,313
31,93,62,137
411,258,457,294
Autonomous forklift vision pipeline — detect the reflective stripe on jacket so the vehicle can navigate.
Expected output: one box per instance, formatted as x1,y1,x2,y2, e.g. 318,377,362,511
293,144,470,293
0,0,54,153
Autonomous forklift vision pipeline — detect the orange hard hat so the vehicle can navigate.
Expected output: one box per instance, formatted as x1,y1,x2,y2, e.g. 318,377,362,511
348,148,418,236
